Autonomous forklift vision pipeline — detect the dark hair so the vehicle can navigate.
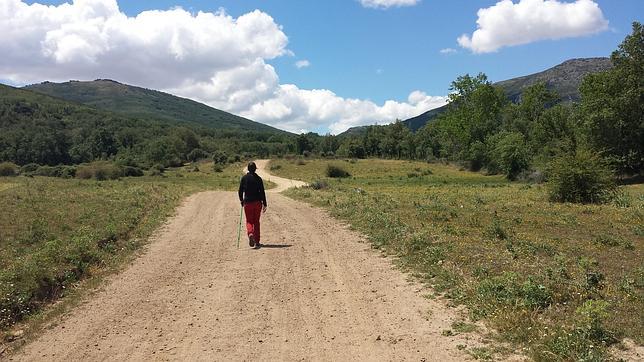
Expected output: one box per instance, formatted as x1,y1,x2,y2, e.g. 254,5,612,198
247,162,257,173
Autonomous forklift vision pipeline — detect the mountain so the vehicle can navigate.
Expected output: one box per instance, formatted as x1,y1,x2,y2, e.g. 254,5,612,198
1,83,295,166
342,57,613,135
24,79,285,133
495,57,612,103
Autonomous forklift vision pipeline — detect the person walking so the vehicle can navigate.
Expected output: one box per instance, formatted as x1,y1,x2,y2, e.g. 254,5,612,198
238,161,267,248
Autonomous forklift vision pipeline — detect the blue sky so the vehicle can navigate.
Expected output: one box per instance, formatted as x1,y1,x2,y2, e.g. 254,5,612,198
7,0,644,133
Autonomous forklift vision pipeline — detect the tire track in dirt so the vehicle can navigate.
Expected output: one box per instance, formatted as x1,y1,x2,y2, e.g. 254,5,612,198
9,160,495,361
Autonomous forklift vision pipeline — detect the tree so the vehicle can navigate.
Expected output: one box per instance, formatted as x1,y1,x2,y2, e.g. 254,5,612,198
430,73,508,163
296,133,315,155
488,131,530,180
580,22,643,173
504,83,558,137
338,139,366,158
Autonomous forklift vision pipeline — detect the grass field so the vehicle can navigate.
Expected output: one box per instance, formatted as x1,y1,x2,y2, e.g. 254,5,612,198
270,158,643,361
0,161,248,331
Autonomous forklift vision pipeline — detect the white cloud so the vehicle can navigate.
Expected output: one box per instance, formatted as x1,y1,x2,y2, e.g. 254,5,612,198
359,0,420,10
439,48,457,54
0,0,445,134
295,59,310,69
458,0,609,53
242,88,447,135
0,0,288,88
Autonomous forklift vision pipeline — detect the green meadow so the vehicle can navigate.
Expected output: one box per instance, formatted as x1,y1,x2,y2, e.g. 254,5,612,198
0,162,245,330
271,158,643,361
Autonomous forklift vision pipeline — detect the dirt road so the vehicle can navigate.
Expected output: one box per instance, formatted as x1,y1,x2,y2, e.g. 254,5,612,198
10,161,484,361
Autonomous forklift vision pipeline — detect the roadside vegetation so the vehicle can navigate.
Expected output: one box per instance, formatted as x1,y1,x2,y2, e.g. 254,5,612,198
0,160,244,331
270,158,643,361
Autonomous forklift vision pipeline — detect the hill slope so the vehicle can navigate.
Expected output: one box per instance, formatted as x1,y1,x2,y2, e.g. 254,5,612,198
24,79,284,133
496,57,612,103
0,83,292,166
343,57,612,135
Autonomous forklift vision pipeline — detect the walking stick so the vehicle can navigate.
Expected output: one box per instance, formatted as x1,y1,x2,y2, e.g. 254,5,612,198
237,205,243,249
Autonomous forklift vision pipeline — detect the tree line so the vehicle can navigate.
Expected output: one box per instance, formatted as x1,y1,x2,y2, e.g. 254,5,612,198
303,22,643,180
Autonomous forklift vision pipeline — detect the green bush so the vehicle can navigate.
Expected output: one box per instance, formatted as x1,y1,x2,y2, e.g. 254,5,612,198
212,150,228,165
488,132,530,180
76,162,122,180
19,163,40,175
122,166,144,177
326,164,350,178
0,162,18,176
186,148,209,162
310,179,329,190
33,165,76,178
547,150,617,204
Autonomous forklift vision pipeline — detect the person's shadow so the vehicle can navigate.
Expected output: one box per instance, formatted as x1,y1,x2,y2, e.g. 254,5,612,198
256,244,292,249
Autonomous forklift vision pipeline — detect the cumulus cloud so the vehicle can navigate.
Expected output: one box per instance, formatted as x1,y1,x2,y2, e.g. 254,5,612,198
458,0,609,53
295,60,311,69
0,0,445,134
242,88,447,135
359,0,420,10
0,0,288,88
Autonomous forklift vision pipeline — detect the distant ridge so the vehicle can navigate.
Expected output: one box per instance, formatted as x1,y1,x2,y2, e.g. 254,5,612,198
24,79,286,133
496,57,612,103
343,57,612,135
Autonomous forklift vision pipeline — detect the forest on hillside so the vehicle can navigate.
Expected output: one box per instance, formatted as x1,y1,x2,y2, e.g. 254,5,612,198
0,86,296,170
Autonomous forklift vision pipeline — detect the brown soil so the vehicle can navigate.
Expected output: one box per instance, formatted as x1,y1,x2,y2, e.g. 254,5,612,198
8,161,498,361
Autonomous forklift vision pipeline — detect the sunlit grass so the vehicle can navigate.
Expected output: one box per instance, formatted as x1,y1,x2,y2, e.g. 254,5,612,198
272,157,643,360
0,160,242,328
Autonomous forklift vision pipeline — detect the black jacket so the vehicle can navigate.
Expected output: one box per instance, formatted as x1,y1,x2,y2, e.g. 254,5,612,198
238,172,267,206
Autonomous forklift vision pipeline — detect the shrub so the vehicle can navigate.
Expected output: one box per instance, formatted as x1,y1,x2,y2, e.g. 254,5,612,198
57,166,76,179
547,150,617,204
187,148,209,162
468,141,488,172
122,166,144,177
0,162,18,176
149,169,164,177
310,179,329,190
151,164,166,173
212,150,228,165
326,164,350,178
75,167,92,179
295,159,306,166
575,300,614,343
33,165,76,178
19,163,40,175
269,164,282,171
166,158,183,168
76,162,122,180
213,163,224,173
488,131,530,180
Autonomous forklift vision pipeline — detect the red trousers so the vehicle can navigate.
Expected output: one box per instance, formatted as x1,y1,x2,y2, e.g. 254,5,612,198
244,201,263,242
